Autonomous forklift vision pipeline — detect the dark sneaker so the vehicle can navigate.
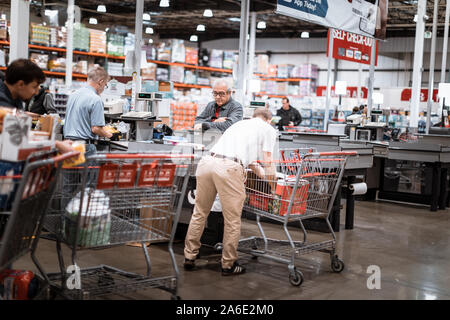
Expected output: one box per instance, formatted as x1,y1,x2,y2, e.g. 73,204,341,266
184,258,196,271
222,262,246,276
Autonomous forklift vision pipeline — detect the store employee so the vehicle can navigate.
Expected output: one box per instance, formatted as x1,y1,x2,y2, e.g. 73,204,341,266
0,59,46,110
276,97,302,131
194,79,243,133
64,65,112,157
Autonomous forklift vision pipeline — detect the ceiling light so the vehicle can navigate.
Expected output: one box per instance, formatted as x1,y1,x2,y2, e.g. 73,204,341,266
257,21,266,29
149,39,154,44
89,18,98,25
197,24,206,32
160,0,170,7
143,13,151,21
190,35,198,42
97,5,106,13
145,27,154,34
301,31,310,38
203,9,213,17
105,28,110,32
44,9,58,18
228,17,240,22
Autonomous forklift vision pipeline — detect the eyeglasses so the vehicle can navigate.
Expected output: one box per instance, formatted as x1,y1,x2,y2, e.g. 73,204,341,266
213,91,229,97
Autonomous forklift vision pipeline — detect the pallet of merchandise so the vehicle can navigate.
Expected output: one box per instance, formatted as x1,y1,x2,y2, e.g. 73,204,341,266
89,29,107,54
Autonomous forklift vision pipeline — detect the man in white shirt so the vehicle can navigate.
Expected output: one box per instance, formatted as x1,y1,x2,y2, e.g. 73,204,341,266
184,107,277,276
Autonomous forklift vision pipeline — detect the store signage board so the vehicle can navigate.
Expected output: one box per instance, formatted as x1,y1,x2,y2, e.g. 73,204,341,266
327,29,379,66
401,88,439,103
276,0,388,39
316,86,368,99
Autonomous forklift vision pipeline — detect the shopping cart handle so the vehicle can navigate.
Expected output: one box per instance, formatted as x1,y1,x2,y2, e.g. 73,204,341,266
309,151,358,157
52,151,81,164
102,153,195,160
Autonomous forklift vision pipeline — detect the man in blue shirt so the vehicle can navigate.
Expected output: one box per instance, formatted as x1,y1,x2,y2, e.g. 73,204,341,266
64,65,113,157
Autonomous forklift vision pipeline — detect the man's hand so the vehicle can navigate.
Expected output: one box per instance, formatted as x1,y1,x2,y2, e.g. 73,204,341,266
215,117,228,123
55,140,74,154
289,121,294,126
194,123,203,131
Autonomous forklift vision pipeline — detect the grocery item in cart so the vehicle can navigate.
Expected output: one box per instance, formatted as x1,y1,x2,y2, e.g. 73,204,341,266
64,189,111,247
0,270,40,300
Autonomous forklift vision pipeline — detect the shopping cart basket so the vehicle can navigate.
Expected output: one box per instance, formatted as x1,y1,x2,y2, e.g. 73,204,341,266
239,151,356,287
0,150,80,273
41,153,192,300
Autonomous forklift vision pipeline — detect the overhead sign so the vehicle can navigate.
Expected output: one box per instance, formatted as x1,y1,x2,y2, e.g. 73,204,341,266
327,29,379,66
316,86,368,99
276,0,388,40
401,89,439,103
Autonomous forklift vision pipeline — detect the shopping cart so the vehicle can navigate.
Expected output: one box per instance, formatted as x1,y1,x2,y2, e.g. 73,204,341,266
239,151,356,287
41,153,192,300
0,150,80,273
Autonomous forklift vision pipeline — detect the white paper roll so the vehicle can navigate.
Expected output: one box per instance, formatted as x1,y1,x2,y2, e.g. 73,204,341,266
349,183,367,195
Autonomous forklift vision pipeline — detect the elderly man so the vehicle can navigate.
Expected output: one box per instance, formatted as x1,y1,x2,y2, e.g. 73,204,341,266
194,79,243,133
185,107,277,276
64,65,113,157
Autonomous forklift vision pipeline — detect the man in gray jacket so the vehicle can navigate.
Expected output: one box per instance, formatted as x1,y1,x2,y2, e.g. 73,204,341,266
194,79,243,133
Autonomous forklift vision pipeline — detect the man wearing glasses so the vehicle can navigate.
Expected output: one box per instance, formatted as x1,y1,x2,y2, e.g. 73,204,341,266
194,79,243,133
64,65,113,157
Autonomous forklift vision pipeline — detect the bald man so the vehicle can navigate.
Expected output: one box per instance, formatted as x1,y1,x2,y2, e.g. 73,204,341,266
194,79,243,133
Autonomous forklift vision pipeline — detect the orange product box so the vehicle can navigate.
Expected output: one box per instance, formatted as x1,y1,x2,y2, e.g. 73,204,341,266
267,64,277,78
275,181,309,216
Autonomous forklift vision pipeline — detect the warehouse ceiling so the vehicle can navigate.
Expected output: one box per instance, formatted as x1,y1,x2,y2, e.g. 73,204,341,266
2,0,450,41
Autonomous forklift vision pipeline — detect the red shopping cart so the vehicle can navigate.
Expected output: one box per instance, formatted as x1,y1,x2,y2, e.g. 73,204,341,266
239,151,356,287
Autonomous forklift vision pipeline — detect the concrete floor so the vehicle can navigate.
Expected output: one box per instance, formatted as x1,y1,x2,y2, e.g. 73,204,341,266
12,200,450,300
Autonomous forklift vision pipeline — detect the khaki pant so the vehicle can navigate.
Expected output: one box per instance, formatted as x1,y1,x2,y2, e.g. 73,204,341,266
184,156,246,269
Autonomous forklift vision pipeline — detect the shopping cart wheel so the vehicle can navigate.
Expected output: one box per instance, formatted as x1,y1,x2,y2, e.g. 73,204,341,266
289,268,304,287
331,257,345,273
171,295,181,300
214,243,223,251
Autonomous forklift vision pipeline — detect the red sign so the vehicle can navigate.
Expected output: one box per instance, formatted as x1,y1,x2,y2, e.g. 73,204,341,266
316,86,368,99
400,88,439,102
327,29,379,66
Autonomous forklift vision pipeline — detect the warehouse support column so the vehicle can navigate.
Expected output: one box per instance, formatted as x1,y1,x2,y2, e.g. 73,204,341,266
426,0,439,134
9,0,29,61
324,31,334,132
367,38,376,119
441,0,450,84
410,0,427,130
247,12,256,101
66,0,75,88
237,0,250,105
133,0,144,111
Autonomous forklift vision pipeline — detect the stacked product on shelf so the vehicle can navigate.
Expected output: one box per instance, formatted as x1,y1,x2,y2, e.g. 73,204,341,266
170,65,184,83
267,65,277,78
299,64,319,78
223,51,236,70
209,49,223,69
184,70,197,85
107,62,123,77
156,67,169,81
171,39,185,63
30,53,49,70
265,80,277,95
277,82,289,96
73,23,90,52
0,18,7,40
73,60,88,75
157,42,171,62
57,26,67,48
170,102,197,131
49,27,58,47
299,79,316,97
30,24,50,46
288,84,300,96
48,58,66,72
52,93,68,118
141,62,157,80
124,33,135,54
107,33,125,57
89,29,107,54
256,54,269,74
145,44,157,60
185,47,198,65
0,49,5,67
277,64,294,79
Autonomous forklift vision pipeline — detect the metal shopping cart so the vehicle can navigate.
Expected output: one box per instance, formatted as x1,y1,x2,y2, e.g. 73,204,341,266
238,151,356,287
0,150,80,274
41,153,192,300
